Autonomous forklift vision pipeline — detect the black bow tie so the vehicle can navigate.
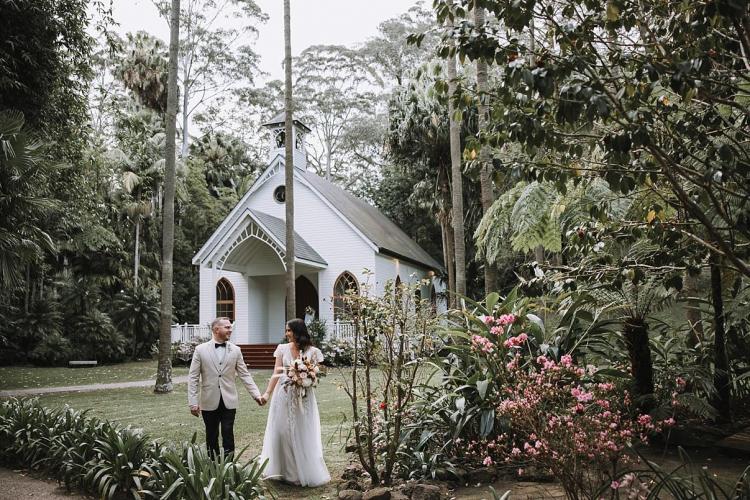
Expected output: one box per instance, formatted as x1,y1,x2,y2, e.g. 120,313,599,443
215,343,227,348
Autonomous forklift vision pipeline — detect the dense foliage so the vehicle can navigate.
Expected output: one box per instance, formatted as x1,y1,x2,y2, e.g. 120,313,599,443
0,398,268,499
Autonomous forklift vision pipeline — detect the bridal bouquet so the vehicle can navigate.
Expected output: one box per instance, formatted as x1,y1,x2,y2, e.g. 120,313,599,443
283,356,320,398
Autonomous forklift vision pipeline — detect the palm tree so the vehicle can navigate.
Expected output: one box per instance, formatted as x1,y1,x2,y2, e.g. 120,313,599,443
283,0,296,319
0,111,56,295
473,5,496,295
447,54,466,303
155,0,180,394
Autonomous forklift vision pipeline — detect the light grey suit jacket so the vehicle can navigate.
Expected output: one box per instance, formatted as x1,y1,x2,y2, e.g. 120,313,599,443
187,340,261,411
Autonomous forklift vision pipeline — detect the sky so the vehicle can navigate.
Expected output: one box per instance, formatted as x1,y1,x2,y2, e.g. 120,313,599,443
111,0,422,82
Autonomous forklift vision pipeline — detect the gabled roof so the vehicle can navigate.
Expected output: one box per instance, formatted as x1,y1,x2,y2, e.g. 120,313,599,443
193,157,444,273
298,170,444,272
249,210,326,266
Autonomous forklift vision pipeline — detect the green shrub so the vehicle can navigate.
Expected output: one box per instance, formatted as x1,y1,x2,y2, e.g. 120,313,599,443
0,398,269,499
67,309,127,363
28,332,73,366
84,424,154,499
320,338,355,367
112,287,161,359
167,337,210,365
141,437,267,499
602,447,750,499
307,318,327,346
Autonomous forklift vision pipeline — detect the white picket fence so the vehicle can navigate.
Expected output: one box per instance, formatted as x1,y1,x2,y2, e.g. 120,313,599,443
329,320,356,342
171,321,356,344
171,323,211,343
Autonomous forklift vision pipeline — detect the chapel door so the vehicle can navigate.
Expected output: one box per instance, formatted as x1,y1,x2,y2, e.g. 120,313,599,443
295,275,318,321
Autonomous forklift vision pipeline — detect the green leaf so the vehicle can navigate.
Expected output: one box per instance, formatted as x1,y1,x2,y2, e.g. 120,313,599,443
479,409,495,437
476,379,490,400
594,368,631,379
606,1,620,21
485,292,500,313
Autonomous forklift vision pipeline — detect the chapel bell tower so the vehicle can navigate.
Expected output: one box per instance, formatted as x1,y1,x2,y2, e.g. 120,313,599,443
261,111,310,170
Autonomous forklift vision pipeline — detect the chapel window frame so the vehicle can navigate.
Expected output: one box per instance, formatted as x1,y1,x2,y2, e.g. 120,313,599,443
216,277,236,322
333,271,360,321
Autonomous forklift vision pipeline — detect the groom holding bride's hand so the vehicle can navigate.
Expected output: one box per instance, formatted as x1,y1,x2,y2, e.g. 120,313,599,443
188,317,266,458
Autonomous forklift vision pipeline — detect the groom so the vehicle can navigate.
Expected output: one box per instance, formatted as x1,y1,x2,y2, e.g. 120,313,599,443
188,317,265,458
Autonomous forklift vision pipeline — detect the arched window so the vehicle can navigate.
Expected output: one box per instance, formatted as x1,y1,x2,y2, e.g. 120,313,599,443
394,275,403,303
333,272,359,321
274,129,285,148
216,278,235,321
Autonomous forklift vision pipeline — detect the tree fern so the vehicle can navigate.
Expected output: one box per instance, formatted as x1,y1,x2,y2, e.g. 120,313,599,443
476,177,626,262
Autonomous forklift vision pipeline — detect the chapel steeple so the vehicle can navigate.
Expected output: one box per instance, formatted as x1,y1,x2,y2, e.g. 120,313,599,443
261,111,310,170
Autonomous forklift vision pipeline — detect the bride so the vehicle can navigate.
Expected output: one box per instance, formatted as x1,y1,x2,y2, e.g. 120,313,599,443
259,318,330,486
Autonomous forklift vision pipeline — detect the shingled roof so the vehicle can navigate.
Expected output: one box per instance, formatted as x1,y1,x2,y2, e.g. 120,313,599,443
298,170,443,272
261,112,311,133
249,209,326,266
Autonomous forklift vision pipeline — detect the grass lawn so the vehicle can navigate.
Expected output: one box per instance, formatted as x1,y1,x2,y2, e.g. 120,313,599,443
0,360,190,390
23,367,354,500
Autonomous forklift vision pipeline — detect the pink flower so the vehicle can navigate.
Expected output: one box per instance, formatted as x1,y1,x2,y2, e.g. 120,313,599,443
483,456,493,466
571,386,593,402
611,480,621,489
498,314,517,325
471,335,495,353
663,417,676,427
560,354,573,367
503,333,528,348
490,325,504,336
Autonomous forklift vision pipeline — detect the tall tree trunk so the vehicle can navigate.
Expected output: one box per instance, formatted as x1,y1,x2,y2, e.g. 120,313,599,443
134,219,141,290
683,270,704,347
623,317,654,403
24,265,30,314
709,251,731,422
447,54,466,300
440,217,449,297
325,144,332,181
284,0,296,319
439,214,456,309
181,66,189,157
446,215,456,308
155,0,180,394
474,6,496,294
438,166,455,308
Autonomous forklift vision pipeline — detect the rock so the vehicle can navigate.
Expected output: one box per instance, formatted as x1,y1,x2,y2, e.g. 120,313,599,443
410,484,442,500
390,492,408,500
466,466,497,485
363,487,392,500
342,464,365,480
339,490,364,500
340,479,363,491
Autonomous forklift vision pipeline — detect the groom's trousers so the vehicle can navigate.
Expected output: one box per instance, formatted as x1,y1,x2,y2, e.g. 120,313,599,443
201,396,236,458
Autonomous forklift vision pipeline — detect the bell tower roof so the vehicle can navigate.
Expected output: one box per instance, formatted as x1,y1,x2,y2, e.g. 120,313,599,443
261,111,311,133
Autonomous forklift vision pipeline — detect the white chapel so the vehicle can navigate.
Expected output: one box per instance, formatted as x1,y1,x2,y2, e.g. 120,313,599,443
191,113,444,347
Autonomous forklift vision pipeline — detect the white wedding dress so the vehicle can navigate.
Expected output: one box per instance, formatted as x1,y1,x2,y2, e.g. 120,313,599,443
260,343,330,486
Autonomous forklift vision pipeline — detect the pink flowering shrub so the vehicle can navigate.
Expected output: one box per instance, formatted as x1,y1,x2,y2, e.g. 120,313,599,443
402,291,675,498
491,354,671,498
